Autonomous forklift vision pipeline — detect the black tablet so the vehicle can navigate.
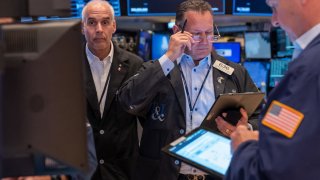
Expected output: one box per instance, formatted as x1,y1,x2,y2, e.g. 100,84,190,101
203,92,265,126
162,127,232,178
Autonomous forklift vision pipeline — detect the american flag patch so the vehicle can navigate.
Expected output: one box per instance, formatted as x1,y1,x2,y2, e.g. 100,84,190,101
262,101,304,138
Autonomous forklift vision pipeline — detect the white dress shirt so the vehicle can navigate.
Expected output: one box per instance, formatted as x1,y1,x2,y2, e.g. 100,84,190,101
293,23,320,59
85,42,114,116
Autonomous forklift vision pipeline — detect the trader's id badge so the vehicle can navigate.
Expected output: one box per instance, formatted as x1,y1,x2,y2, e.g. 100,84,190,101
262,101,304,138
213,60,234,75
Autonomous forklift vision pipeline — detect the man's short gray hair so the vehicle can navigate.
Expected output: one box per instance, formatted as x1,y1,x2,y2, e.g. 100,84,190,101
81,0,115,21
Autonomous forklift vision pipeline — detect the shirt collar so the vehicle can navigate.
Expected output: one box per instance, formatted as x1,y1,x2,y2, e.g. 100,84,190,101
177,53,211,67
85,41,114,65
295,23,320,50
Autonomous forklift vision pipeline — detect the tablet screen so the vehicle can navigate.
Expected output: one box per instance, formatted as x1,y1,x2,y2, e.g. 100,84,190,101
167,128,232,176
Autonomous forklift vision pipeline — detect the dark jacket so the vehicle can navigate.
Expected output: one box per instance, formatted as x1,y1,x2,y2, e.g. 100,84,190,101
226,34,320,180
84,44,143,180
118,52,259,180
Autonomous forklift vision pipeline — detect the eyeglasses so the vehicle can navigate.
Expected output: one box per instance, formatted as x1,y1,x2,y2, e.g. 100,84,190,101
191,24,221,43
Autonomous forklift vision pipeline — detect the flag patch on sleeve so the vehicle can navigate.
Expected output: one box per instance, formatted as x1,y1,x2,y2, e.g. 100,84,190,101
262,100,304,138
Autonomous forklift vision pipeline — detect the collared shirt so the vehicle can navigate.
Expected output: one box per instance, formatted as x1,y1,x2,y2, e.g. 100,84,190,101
293,23,320,59
86,42,114,116
159,54,216,175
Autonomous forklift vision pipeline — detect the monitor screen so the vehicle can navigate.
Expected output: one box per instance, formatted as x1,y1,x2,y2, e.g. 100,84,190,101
213,42,241,63
80,0,121,17
233,0,272,16
0,20,88,177
243,61,270,93
271,27,294,58
127,0,225,16
151,32,170,60
244,32,272,59
0,0,72,17
269,58,291,87
138,30,152,61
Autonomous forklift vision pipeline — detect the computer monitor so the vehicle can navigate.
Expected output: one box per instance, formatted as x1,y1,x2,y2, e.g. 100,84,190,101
0,20,88,177
243,61,270,93
244,31,272,60
270,27,294,58
233,0,272,16
127,0,225,16
213,42,241,63
269,58,291,87
138,30,152,61
0,0,72,17
151,32,170,60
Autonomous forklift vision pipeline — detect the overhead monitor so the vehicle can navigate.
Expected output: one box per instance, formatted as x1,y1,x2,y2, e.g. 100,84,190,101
127,0,225,16
243,61,270,93
244,31,272,60
151,32,170,60
233,0,272,16
0,0,72,17
0,20,88,177
213,42,241,63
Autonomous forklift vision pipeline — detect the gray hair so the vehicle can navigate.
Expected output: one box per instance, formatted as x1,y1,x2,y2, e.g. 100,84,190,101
81,0,115,21
175,0,213,27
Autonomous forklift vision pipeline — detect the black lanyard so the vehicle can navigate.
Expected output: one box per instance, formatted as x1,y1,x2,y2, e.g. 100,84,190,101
178,60,213,126
98,70,111,106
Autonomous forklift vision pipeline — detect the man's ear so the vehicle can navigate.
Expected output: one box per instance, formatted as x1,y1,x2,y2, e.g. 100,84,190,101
172,24,180,34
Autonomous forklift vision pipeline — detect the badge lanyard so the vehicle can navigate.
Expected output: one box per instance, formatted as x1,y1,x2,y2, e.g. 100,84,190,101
178,61,212,128
98,70,111,106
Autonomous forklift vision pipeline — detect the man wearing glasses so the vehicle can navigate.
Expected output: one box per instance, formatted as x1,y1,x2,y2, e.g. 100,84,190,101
118,0,258,180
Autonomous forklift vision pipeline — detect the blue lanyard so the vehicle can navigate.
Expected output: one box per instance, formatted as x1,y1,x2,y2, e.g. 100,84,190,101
178,60,213,126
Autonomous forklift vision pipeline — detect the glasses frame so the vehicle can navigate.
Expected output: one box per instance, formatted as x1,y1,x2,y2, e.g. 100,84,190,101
178,22,221,42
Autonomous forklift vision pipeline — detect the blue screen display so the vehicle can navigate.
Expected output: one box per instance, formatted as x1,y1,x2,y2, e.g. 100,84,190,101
152,33,170,60
138,31,152,61
213,42,241,63
128,0,225,16
71,0,121,17
243,61,270,93
233,0,272,16
169,129,232,176
245,32,271,59
269,58,291,87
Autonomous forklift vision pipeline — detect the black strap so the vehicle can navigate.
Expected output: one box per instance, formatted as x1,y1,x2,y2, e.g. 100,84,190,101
178,59,213,125
98,70,111,106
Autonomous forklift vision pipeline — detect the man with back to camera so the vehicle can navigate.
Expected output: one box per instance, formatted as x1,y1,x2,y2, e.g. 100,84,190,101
117,0,259,179
81,0,143,179
225,0,320,179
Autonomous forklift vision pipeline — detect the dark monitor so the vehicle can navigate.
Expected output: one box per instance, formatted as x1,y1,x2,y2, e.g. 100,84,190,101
233,0,272,16
269,58,291,87
271,27,294,58
213,42,241,63
127,0,225,16
151,32,170,60
0,20,88,177
243,61,270,93
0,0,72,17
244,31,272,60
138,30,152,61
